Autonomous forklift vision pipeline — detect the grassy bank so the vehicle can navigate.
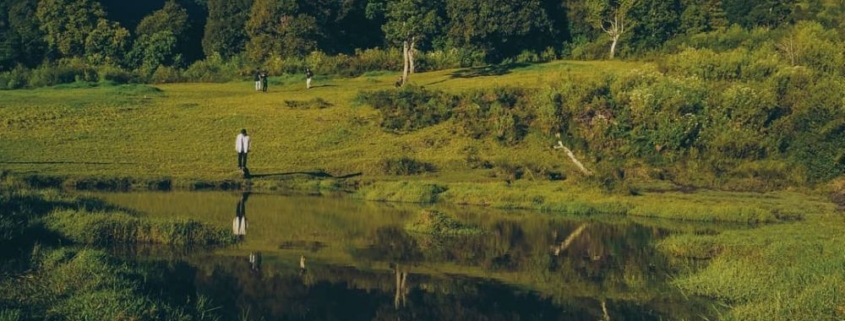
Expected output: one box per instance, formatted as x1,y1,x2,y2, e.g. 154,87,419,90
0,248,224,321
658,214,845,320
0,184,237,320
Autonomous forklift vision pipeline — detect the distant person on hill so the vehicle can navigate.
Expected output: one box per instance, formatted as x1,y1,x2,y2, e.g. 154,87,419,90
261,71,269,92
254,69,262,91
236,129,250,171
306,67,314,89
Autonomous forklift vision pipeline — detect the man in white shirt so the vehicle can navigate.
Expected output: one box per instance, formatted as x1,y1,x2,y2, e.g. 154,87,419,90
236,129,250,170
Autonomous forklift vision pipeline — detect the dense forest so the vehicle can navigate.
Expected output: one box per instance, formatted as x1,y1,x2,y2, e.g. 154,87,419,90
1,0,843,86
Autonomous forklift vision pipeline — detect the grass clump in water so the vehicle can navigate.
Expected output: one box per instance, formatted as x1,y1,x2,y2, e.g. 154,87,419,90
405,209,483,236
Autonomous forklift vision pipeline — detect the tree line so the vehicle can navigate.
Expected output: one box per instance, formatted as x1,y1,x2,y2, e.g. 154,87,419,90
0,0,843,84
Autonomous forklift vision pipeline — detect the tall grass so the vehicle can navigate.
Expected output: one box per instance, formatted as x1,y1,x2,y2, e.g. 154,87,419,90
44,209,237,246
658,215,845,321
0,248,224,321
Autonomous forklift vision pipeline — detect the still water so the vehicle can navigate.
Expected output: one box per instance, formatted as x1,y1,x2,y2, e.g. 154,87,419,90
96,191,719,321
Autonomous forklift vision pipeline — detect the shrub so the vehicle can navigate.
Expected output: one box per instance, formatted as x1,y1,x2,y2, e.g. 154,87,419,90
380,157,436,175
149,65,183,83
0,65,31,89
454,86,532,145
357,85,456,133
98,65,135,85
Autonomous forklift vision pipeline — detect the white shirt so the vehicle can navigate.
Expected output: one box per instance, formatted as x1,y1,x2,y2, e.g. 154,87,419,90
236,134,250,153
233,217,247,235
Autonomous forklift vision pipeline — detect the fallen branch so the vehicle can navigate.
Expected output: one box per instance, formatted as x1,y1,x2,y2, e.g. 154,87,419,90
554,140,593,176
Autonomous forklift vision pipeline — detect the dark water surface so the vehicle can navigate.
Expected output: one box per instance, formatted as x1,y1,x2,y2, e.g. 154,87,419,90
96,191,718,321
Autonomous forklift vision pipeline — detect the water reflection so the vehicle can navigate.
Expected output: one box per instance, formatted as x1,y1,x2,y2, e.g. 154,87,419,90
249,251,261,271
95,191,727,320
233,192,249,238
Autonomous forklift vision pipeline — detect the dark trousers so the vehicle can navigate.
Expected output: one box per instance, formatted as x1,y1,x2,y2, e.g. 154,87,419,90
238,152,248,168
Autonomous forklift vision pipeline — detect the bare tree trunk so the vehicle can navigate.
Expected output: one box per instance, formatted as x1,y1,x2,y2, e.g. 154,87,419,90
402,40,409,86
409,37,416,74
609,35,619,59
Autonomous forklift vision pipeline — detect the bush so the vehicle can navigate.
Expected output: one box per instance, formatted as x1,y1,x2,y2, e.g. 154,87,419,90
148,65,183,83
28,59,97,87
183,52,241,83
454,86,532,145
0,65,31,89
357,85,456,133
98,65,135,85
381,157,436,175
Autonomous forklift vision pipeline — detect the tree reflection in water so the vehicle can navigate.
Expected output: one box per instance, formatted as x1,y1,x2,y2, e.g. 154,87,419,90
104,192,714,320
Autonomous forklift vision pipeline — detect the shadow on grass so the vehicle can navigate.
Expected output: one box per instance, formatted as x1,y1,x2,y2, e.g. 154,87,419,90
450,63,530,79
249,170,362,179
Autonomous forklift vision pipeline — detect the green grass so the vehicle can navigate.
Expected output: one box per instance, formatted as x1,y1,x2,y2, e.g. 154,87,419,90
0,248,225,321
0,60,643,184
3,59,845,320
658,214,845,320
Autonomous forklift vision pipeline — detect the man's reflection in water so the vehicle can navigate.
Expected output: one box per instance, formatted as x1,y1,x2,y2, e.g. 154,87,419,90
299,255,306,276
233,192,250,239
390,262,409,309
249,252,262,271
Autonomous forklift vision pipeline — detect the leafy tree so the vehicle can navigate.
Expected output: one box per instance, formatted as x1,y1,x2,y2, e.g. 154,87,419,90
202,0,252,58
36,0,109,58
446,0,554,62
629,0,681,53
586,0,637,59
128,30,179,72
679,0,727,34
136,1,190,40
132,1,190,69
0,0,46,70
313,0,383,54
722,0,795,28
84,18,130,65
381,0,443,86
244,0,282,62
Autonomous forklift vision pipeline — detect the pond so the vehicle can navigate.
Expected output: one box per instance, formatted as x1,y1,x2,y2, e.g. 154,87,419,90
94,191,720,321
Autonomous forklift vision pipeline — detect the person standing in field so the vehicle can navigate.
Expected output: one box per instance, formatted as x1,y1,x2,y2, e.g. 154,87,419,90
254,69,262,91
306,67,314,89
236,128,250,170
261,71,269,92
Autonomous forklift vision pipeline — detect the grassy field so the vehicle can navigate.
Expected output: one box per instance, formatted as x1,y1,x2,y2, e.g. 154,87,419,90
2,59,845,320
0,60,640,185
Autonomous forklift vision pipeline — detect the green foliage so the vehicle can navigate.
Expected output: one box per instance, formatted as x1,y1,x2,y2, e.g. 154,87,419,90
660,218,845,320
405,209,483,236
445,0,554,62
202,0,252,59
380,157,436,175
36,0,108,58
182,52,242,82
357,85,455,132
454,86,532,145
0,248,226,321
